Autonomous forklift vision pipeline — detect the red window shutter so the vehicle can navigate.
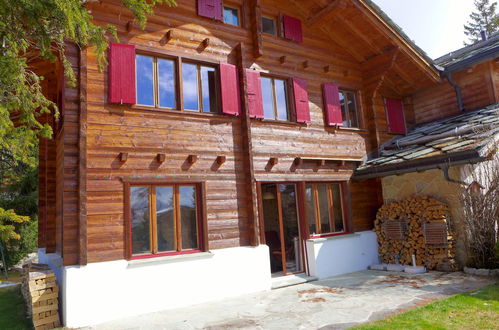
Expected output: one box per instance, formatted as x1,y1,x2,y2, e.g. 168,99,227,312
385,98,406,134
108,42,136,105
322,83,343,126
198,0,222,20
283,15,303,42
292,78,311,123
246,70,264,119
220,63,241,116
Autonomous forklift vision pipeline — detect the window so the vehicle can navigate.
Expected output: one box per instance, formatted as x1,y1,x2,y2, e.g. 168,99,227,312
223,5,240,26
182,62,219,113
136,55,219,113
305,183,346,236
129,184,203,258
339,91,359,127
136,55,177,109
262,16,276,35
261,76,290,121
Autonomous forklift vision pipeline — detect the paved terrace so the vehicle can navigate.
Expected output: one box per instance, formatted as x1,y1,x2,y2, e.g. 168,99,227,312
85,270,496,330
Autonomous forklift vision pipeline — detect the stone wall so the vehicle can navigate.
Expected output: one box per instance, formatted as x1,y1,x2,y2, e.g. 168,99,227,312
381,167,468,266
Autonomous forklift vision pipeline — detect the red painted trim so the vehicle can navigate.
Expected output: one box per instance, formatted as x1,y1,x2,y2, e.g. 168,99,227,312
131,249,204,260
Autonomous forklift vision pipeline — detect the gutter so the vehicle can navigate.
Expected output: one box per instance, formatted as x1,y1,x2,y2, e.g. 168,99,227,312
353,149,486,180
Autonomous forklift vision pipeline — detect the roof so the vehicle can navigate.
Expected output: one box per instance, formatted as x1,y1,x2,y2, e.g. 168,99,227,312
434,33,499,71
355,104,499,179
363,0,436,69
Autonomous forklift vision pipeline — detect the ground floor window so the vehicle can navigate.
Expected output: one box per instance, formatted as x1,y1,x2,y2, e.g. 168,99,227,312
305,183,346,236
128,184,203,258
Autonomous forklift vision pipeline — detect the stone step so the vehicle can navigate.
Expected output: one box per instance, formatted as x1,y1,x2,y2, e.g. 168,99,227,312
271,274,318,290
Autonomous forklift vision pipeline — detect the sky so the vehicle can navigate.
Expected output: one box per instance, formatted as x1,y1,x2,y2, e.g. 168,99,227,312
372,0,476,59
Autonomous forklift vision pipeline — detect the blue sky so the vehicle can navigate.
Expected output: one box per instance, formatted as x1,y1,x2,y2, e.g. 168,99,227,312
372,0,476,59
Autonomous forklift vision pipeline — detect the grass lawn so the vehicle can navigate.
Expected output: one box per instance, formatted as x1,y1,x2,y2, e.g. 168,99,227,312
0,285,32,330
354,283,499,330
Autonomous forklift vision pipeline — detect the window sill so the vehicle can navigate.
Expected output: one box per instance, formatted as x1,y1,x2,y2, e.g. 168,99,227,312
127,251,214,268
252,118,305,127
130,105,236,120
337,127,368,133
307,233,359,243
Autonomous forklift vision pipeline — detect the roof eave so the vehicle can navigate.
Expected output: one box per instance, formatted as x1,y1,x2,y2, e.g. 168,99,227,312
444,45,499,72
353,149,486,180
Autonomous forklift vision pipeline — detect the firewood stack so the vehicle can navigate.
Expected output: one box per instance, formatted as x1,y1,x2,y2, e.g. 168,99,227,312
374,196,457,271
22,263,61,330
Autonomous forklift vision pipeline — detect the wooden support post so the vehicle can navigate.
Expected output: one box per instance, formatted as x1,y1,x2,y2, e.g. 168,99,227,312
216,155,226,165
303,60,309,69
119,152,128,162
269,157,278,166
324,65,331,73
187,154,198,164
250,0,263,58
126,21,134,33
280,56,287,64
202,38,210,48
156,153,166,163
160,30,174,45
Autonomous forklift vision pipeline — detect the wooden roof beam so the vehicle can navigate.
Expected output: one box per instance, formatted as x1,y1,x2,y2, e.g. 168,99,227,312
306,0,347,26
353,0,440,82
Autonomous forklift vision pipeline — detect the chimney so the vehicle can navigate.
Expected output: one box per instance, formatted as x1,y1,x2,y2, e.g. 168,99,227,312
480,30,487,41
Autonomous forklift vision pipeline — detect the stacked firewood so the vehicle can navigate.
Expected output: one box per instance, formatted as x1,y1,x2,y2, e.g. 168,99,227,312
374,196,457,271
22,263,61,330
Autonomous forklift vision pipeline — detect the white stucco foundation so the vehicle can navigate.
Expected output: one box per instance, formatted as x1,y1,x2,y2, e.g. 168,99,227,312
39,245,271,328
305,231,379,279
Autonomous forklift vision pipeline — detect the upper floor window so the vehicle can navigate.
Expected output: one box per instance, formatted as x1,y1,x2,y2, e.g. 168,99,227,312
262,16,277,35
136,55,219,114
129,184,203,258
223,5,240,26
261,76,289,121
339,91,359,128
305,183,346,236
182,62,219,113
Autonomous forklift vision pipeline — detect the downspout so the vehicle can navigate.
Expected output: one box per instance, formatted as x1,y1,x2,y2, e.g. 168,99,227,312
444,71,465,112
440,164,466,186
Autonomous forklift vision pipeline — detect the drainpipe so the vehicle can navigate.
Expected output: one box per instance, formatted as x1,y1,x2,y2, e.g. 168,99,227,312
444,71,465,112
440,164,466,186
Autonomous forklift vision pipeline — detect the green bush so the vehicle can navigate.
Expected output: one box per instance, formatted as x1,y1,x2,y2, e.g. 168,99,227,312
0,168,38,270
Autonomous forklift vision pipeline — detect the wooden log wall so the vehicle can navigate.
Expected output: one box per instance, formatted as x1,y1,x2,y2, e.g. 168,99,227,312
38,0,443,265
412,59,499,125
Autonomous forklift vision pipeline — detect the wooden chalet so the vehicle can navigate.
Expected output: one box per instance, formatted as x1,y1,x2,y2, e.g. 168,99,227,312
33,0,455,327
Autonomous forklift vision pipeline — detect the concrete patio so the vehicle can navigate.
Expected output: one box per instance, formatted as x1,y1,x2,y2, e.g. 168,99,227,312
84,270,496,330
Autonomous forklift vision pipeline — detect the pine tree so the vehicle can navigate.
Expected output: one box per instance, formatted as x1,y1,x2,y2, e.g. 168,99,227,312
464,0,499,45
0,0,176,168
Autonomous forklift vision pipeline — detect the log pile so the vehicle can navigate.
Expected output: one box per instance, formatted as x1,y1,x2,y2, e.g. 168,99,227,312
22,263,60,330
374,196,457,271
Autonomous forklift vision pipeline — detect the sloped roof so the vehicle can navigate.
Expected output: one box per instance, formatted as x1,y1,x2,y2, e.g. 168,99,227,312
363,0,435,68
355,104,499,179
434,33,499,71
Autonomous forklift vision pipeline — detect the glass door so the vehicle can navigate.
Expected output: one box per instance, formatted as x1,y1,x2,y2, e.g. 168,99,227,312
262,183,303,276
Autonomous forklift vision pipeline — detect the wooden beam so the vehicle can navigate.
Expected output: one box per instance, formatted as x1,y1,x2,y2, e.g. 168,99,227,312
353,0,440,82
78,47,88,266
236,43,260,246
119,152,128,162
187,154,198,164
156,153,166,163
269,157,278,166
306,0,347,26
250,0,263,58
216,155,226,165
